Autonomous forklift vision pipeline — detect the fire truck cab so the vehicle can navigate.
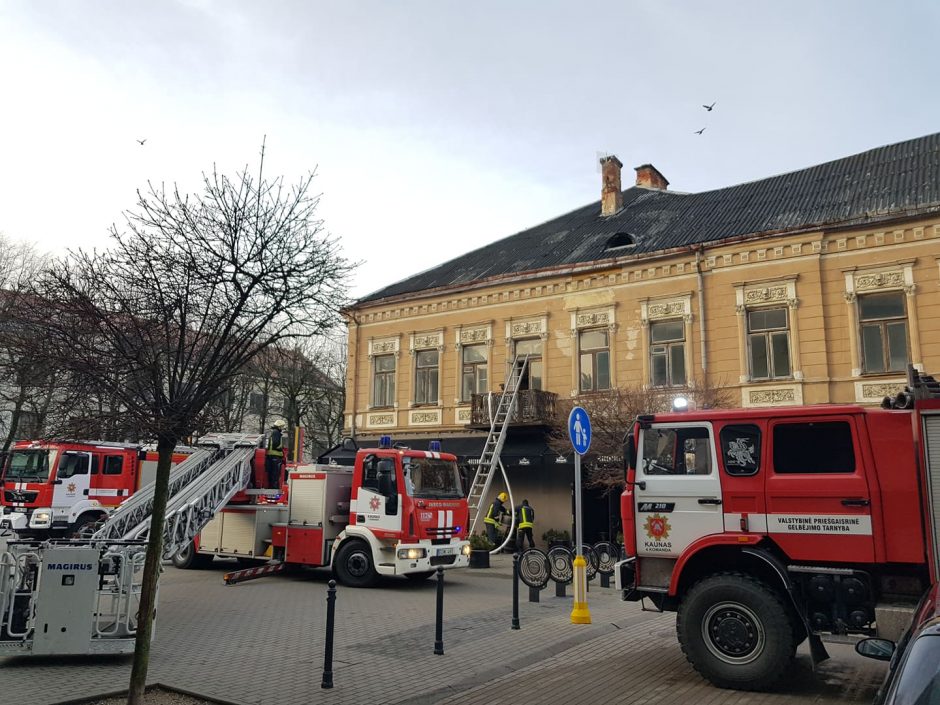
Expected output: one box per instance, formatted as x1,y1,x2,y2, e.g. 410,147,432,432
616,370,940,691
0,441,167,537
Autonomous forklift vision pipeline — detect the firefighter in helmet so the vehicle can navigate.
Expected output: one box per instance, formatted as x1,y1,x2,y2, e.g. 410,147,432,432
484,491,509,545
266,420,288,489
516,499,536,549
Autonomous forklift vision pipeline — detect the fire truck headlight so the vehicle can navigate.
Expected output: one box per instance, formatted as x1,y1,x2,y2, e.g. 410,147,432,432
397,548,427,560
31,511,52,527
461,544,471,557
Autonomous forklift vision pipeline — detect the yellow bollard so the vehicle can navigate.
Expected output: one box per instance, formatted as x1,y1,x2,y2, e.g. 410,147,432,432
570,554,592,624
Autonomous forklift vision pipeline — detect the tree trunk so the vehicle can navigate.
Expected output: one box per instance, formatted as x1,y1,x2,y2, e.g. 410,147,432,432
127,434,177,705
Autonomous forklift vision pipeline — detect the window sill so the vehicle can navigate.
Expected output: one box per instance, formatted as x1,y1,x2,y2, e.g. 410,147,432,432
746,377,796,384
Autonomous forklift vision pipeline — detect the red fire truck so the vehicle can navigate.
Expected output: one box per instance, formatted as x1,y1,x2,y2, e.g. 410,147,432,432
616,369,940,691
174,437,472,586
0,440,188,537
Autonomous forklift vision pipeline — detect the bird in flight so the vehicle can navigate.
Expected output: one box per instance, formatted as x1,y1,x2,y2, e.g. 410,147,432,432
694,127,706,135
703,102,716,111
136,138,147,146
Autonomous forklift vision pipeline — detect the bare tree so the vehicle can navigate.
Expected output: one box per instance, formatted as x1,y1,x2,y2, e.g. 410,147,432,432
29,147,354,704
548,381,733,494
0,235,61,450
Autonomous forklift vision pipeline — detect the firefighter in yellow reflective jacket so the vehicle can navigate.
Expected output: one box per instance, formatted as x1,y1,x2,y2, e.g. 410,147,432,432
516,499,536,549
266,420,287,489
484,492,509,545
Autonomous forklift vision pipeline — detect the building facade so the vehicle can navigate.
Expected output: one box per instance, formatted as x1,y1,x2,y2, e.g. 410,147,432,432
340,133,940,541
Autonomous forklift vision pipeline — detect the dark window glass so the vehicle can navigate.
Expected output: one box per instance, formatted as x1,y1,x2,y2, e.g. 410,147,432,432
650,320,686,387
373,354,396,407
747,308,791,380
886,635,940,705
858,292,908,374
579,330,610,392
103,456,124,475
720,425,761,476
461,345,488,401
642,426,712,475
415,349,439,404
773,421,855,473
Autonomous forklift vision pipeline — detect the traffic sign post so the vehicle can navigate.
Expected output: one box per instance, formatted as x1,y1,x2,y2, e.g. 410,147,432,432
567,407,592,625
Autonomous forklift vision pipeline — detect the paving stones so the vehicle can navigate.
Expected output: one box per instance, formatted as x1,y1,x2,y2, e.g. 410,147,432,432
0,556,888,705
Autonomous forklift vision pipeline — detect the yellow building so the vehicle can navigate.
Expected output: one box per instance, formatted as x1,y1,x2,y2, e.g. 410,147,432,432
337,133,940,541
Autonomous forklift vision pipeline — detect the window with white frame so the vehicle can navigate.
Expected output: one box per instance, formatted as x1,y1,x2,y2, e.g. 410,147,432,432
514,338,543,390
414,349,439,404
372,354,396,407
650,320,686,387
859,292,909,374
747,308,791,380
579,329,610,392
460,344,488,401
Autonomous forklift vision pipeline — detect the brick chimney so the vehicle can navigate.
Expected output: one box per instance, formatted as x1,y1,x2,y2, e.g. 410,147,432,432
635,163,669,190
600,155,623,216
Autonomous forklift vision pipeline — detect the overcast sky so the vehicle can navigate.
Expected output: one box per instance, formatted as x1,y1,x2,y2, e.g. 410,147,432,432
1,1,938,299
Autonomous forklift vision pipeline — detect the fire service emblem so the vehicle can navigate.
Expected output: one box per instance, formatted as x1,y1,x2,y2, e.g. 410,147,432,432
67,483,77,494
369,496,382,511
644,514,671,541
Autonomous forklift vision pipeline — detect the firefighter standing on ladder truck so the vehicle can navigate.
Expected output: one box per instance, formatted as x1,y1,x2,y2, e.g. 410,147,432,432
265,420,287,489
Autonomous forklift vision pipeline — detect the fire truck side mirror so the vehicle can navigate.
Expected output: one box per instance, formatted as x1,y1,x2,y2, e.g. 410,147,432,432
623,432,637,472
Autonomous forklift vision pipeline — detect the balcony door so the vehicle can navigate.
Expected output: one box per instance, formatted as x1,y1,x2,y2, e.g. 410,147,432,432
514,338,543,390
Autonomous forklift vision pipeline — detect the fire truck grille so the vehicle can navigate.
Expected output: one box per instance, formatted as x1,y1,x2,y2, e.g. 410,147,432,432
429,535,454,544
4,490,38,503
430,554,458,566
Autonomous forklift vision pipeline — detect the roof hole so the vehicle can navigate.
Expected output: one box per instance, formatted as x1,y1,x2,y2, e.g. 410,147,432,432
605,232,635,250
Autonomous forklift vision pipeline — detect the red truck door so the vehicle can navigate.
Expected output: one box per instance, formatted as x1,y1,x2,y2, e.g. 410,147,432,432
764,415,875,563
634,422,724,559
89,451,135,506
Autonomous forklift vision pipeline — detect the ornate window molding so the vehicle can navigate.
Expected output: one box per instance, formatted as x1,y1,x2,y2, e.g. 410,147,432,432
505,315,548,343
368,335,400,357
569,307,616,395
410,329,444,407
454,323,493,405
408,408,442,426
843,262,920,376
366,411,396,429
741,383,803,408
854,379,906,405
639,295,692,389
733,278,801,383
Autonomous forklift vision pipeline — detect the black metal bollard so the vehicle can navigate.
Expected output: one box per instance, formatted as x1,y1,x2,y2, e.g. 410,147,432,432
321,580,337,689
600,573,610,588
555,580,566,597
434,567,445,655
528,586,540,603
511,553,520,630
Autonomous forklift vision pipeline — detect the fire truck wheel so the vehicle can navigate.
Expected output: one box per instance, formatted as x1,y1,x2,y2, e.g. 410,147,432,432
172,542,213,570
70,513,103,538
333,540,378,588
677,572,795,691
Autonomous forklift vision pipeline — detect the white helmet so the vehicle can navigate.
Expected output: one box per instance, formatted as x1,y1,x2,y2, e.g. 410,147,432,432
272,420,287,430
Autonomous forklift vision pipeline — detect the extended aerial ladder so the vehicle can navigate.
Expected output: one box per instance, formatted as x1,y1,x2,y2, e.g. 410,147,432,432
0,433,261,656
466,355,528,548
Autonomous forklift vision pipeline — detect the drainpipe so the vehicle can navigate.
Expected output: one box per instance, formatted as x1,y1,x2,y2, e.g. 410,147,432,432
349,313,359,439
694,248,708,379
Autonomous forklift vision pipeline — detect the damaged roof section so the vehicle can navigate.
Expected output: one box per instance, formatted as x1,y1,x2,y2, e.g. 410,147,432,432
359,132,940,304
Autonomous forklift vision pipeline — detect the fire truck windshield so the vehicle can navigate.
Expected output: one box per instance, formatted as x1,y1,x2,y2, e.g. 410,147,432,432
3,449,57,482
403,457,463,499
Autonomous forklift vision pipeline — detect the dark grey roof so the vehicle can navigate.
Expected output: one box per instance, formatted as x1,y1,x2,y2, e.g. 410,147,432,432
360,132,940,304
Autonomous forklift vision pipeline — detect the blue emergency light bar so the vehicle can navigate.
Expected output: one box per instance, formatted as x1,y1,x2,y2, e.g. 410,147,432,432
429,440,442,452
379,435,392,449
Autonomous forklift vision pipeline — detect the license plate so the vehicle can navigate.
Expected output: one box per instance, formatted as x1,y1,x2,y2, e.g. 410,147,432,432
438,547,456,556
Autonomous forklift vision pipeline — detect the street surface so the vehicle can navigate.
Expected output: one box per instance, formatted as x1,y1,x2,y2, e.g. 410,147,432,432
1,555,887,705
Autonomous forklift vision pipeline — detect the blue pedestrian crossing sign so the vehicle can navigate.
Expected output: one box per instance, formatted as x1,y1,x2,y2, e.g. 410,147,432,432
568,407,592,455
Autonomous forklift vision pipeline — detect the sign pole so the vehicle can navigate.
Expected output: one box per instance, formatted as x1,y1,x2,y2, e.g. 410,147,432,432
568,407,592,625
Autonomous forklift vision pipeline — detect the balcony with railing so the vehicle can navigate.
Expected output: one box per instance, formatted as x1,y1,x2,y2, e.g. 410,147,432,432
469,389,557,429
